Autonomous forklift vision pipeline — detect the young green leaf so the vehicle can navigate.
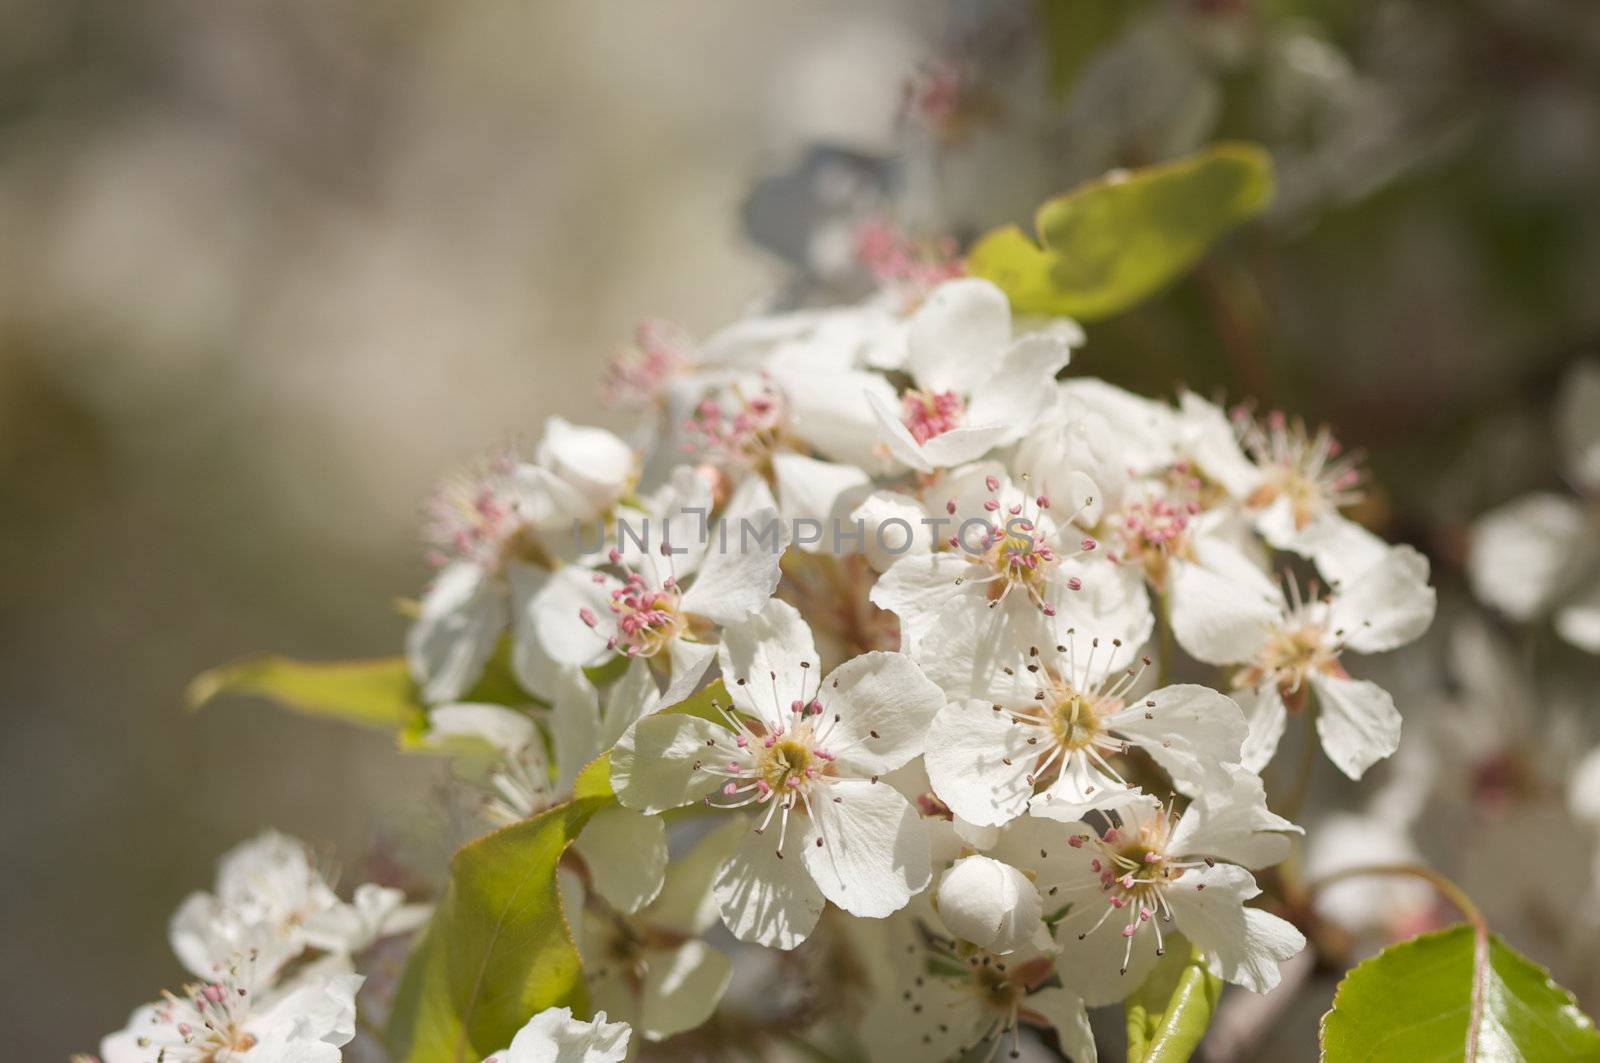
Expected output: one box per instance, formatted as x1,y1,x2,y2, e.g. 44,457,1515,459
387,795,612,1062
1320,924,1600,1062
189,637,534,742
967,142,1273,320
1124,939,1223,1063
385,679,728,1060
187,655,426,733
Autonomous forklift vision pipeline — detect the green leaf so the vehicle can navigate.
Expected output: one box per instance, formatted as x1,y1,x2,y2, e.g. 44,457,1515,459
387,679,728,1060
187,655,426,733
1320,924,1600,1062
1125,940,1223,1063
967,142,1274,321
388,795,612,1062
189,636,539,744
573,752,612,800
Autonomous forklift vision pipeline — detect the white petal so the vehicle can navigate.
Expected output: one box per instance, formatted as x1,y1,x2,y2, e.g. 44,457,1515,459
917,423,1015,468
571,806,667,915
1048,557,1156,656
406,562,508,703
1109,684,1247,793
299,885,424,957
657,639,717,711
989,814,1114,898
680,506,785,625
924,700,1037,826
598,656,663,752
870,551,974,645
100,1006,168,1063
1558,360,1600,494
1031,754,1143,821
819,651,944,776
1166,863,1304,994
610,715,728,813
1013,403,1116,528
1468,493,1594,620
1170,766,1300,869
866,386,936,473
963,333,1072,444
1060,377,1181,479
502,1004,632,1063
1555,578,1600,653
1310,672,1401,780
646,817,749,935
1326,545,1435,655
1167,544,1281,666
1177,391,1262,499
550,667,602,793
1054,886,1163,1007
637,941,732,1042
717,599,820,730
712,816,825,949
722,472,779,524
167,892,238,978
698,308,822,368
256,971,365,1048
236,1042,341,1063
537,418,636,517
935,854,1047,954
509,563,557,700
531,567,616,668
802,777,931,918
422,702,539,759
860,974,984,1063
769,453,871,547
1025,986,1097,1063
770,366,900,470
1236,684,1288,772
1568,746,1600,826
915,594,1038,704
850,490,932,572
907,277,1013,394
1281,511,1391,586
636,465,715,576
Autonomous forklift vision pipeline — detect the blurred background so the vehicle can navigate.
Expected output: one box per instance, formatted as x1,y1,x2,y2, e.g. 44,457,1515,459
4,0,1600,1058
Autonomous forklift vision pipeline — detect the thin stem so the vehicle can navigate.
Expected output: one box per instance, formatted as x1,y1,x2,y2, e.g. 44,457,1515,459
1307,862,1486,934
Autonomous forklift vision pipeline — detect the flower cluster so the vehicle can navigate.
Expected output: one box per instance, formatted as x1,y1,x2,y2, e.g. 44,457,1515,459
391,272,1436,1059
87,253,1459,1060
86,832,425,1062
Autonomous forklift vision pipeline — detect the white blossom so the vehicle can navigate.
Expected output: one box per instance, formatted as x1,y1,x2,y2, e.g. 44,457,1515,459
99,957,363,1063
407,422,637,703
168,832,424,985
479,1007,631,1063
1170,542,1435,778
1469,361,1600,653
424,665,669,914
964,785,1304,1006
531,466,785,704
921,632,1248,825
564,818,745,1042
610,600,944,948
859,916,1095,1063
865,278,1074,473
